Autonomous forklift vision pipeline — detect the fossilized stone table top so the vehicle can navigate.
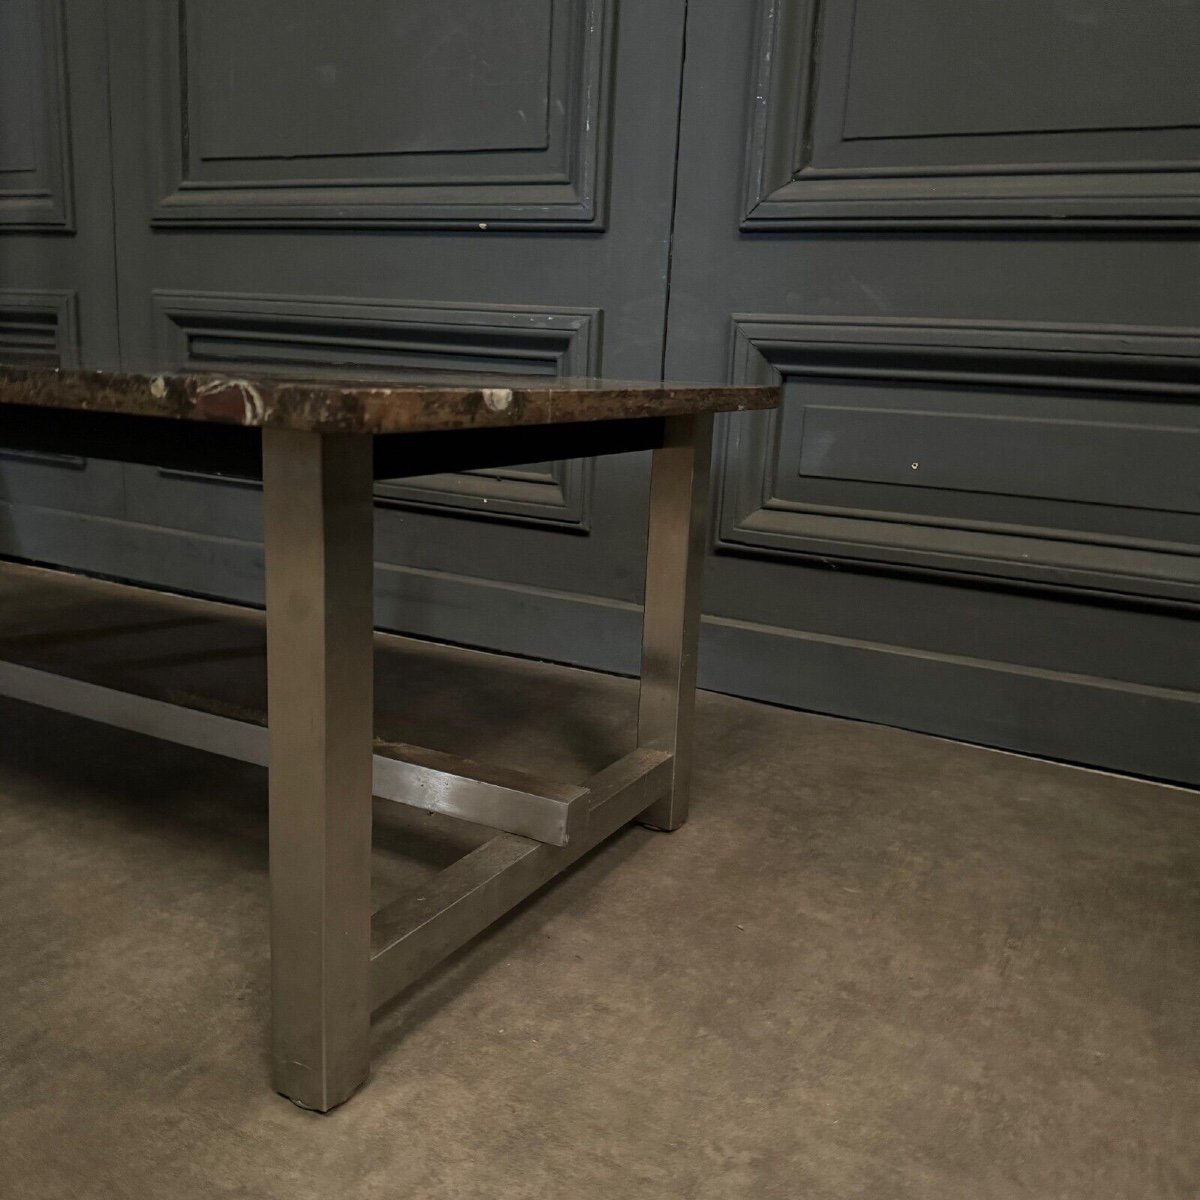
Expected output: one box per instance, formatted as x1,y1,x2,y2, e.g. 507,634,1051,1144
0,365,779,435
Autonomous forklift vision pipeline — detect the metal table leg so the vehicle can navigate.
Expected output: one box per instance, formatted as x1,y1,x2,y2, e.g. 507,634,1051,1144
262,429,375,1112
637,413,714,831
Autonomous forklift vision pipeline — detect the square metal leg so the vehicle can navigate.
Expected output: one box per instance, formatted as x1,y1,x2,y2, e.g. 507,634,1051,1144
637,413,714,831
262,429,375,1111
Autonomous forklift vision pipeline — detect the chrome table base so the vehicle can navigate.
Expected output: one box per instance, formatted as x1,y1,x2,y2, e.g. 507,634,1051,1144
0,414,714,1111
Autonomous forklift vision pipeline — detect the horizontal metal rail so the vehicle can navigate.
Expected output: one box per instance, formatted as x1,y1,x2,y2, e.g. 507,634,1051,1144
0,659,269,764
369,748,673,1011
373,739,587,847
0,659,585,845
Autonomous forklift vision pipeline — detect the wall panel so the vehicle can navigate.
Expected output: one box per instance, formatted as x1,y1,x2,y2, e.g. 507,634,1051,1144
743,0,1200,226
668,0,1200,784
0,0,72,229
135,290,600,535
717,316,1200,600
149,0,613,227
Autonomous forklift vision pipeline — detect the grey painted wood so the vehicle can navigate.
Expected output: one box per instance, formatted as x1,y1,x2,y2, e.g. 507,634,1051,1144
743,0,1200,225
147,0,612,228
0,0,122,572
3,0,1197,787
0,0,72,229
838,1,1200,140
2,0,688,700
667,0,1200,784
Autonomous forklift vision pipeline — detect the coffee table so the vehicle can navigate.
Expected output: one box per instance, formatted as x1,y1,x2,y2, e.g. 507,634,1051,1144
0,365,778,1109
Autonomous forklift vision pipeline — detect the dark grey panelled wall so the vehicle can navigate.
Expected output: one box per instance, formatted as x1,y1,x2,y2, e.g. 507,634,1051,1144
1,1,1198,785
669,0,1200,784
3,0,689,676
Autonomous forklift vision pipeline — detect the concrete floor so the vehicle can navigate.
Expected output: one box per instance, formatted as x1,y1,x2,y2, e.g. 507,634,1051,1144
1,608,1198,1198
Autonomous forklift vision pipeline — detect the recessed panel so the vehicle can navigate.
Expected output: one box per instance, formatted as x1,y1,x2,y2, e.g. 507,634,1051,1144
843,0,1200,141
795,396,1200,515
742,0,1200,224
148,292,599,531
719,316,1200,599
153,0,611,226
0,290,78,366
0,291,120,520
187,0,553,161
0,0,69,227
0,2,42,172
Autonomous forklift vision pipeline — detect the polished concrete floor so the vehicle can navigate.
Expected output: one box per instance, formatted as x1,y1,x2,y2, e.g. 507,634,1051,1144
1,612,1197,1198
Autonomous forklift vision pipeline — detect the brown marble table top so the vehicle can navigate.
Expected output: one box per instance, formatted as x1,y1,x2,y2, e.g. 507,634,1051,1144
0,365,778,435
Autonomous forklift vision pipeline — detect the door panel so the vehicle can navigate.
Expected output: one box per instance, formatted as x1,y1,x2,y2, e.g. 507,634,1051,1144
146,0,610,227
139,290,600,532
0,0,71,230
93,0,687,670
668,0,1200,783
743,0,1200,225
7,0,1195,786
720,318,1200,602
0,0,123,568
